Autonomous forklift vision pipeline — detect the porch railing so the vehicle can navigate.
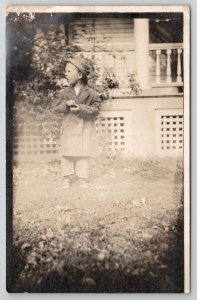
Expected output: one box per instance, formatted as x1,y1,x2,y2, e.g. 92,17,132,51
149,43,183,87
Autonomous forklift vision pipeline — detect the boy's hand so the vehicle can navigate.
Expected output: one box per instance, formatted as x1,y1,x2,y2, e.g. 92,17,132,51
66,100,76,107
70,104,79,113
66,100,79,113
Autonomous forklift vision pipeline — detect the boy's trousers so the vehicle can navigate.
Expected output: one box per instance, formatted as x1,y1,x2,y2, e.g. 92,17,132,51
61,156,89,179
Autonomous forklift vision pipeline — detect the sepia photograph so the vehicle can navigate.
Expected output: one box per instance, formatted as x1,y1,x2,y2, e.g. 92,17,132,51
6,6,190,293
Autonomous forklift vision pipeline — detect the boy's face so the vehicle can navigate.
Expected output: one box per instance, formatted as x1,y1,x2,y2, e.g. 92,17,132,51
65,62,82,86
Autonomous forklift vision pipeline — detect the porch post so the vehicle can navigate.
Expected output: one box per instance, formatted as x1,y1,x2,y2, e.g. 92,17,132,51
134,19,150,90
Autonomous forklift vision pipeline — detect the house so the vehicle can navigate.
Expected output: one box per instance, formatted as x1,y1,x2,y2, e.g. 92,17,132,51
12,13,184,159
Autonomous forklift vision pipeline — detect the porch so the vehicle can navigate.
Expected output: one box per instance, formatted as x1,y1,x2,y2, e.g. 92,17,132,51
13,17,184,160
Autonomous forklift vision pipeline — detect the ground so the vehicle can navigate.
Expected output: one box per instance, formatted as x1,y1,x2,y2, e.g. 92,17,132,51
9,155,184,293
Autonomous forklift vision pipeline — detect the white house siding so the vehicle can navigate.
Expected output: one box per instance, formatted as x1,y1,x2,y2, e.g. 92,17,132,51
68,18,135,87
100,96,183,156
13,95,183,161
13,18,184,161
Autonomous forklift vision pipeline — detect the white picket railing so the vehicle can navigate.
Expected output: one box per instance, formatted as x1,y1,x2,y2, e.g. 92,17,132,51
149,43,183,86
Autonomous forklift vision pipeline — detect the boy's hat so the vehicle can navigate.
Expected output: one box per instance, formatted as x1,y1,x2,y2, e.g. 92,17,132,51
66,57,90,76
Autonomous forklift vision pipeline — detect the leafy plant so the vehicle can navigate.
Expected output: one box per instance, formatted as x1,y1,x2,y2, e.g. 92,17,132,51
9,13,141,141
102,68,119,89
128,73,142,95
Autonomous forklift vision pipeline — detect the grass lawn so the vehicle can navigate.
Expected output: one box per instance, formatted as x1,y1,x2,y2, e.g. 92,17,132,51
8,155,184,293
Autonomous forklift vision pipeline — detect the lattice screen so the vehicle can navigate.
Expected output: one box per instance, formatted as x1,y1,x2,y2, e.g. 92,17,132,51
13,123,58,157
13,110,133,158
155,109,183,155
95,110,132,154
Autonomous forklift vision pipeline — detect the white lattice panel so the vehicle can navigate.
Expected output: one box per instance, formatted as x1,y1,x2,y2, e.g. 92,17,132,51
95,110,132,154
155,109,183,155
13,123,58,156
13,110,133,157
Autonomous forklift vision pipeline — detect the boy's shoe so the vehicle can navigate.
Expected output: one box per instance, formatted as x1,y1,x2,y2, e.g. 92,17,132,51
63,177,71,189
79,178,89,188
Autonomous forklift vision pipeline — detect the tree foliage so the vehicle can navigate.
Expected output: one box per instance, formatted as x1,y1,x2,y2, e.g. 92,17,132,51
7,13,140,139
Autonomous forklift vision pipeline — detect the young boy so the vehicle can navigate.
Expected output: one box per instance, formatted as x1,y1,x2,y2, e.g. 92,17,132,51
54,56,101,188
